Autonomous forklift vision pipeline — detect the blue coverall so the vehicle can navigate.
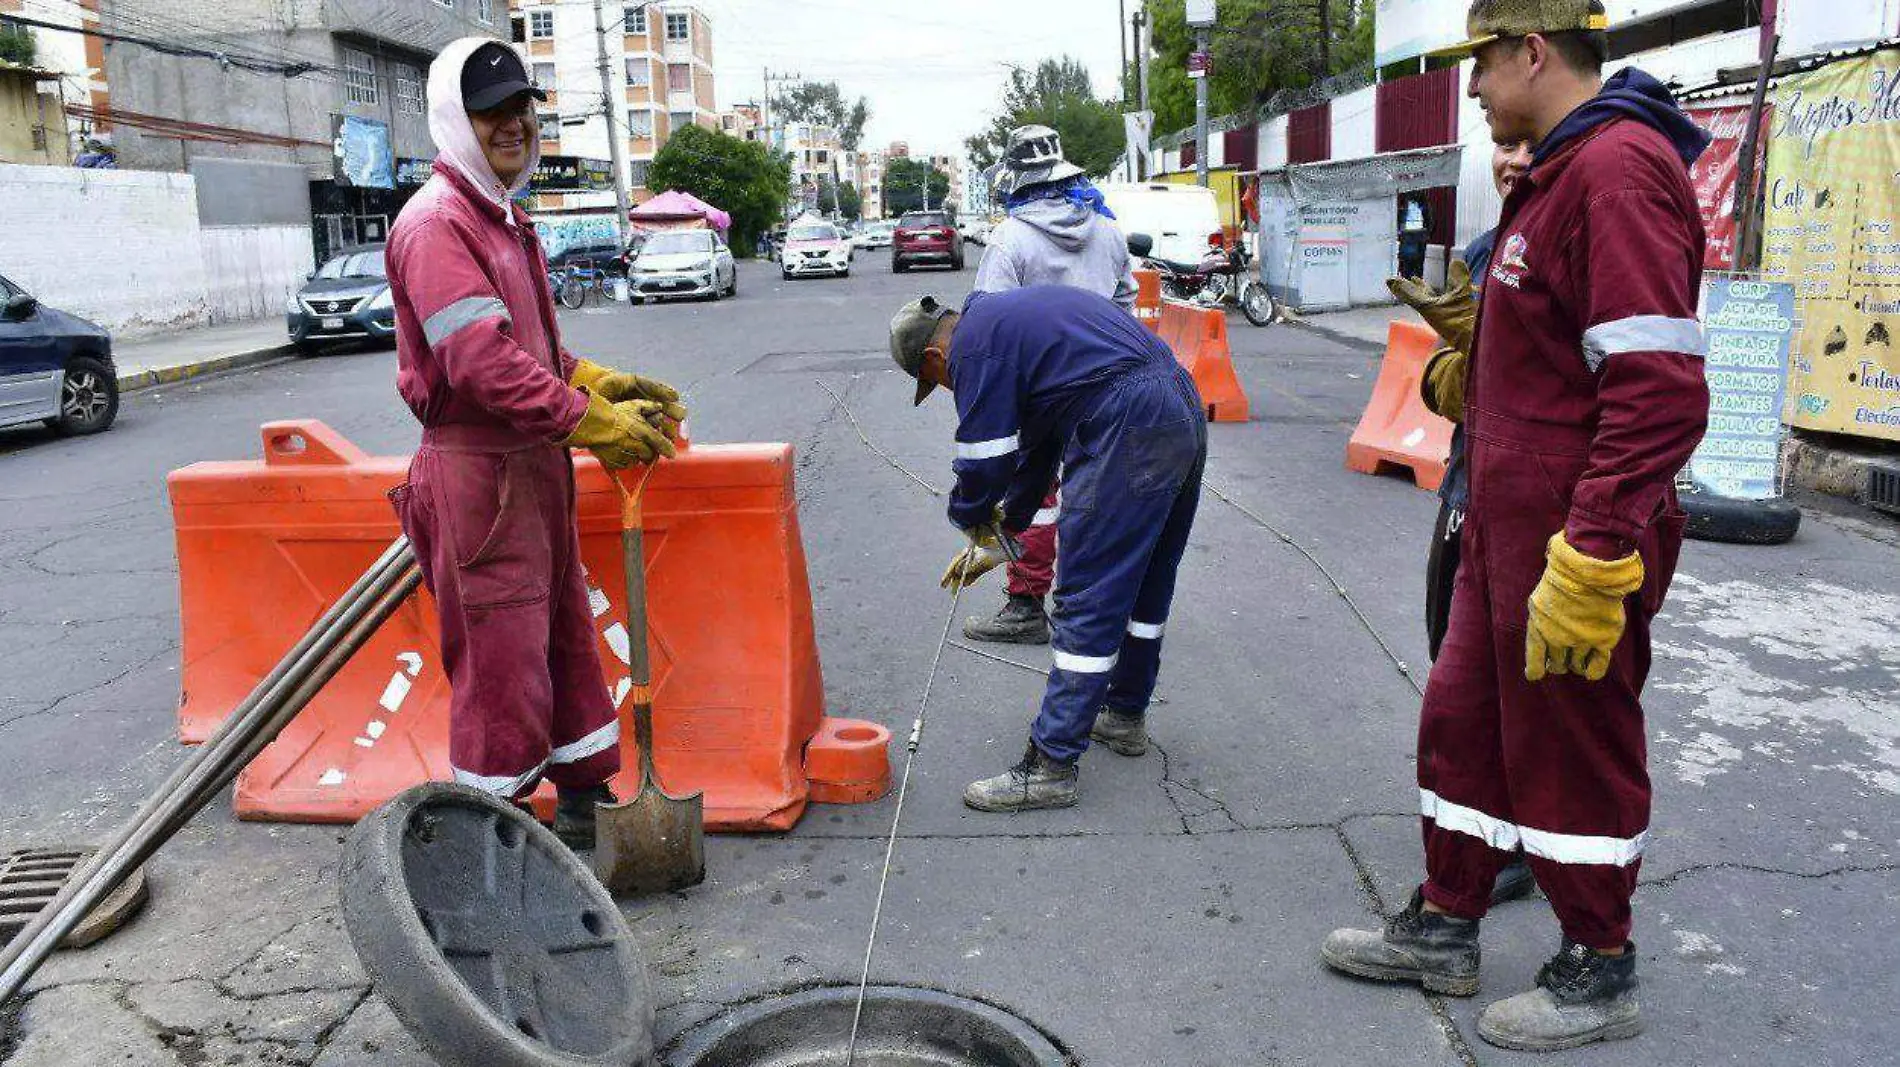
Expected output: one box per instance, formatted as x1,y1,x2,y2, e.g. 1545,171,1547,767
946,286,1208,762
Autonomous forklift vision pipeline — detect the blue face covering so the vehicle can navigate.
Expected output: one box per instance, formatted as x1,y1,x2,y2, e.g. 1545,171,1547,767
1007,175,1117,220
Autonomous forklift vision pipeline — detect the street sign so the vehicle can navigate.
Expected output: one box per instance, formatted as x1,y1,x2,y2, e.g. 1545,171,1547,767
1186,0,1217,27
1188,50,1212,79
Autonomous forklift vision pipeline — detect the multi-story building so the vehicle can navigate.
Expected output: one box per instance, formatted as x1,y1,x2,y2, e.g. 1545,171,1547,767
847,147,885,220
83,0,494,258
928,152,964,213
510,0,718,219
719,101,761,142
0,0,105,160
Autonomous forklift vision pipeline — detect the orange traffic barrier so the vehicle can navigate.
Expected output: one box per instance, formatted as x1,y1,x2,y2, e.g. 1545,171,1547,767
1156,298,1250,423
1132,268,1162,333
1345,319,1455,490
168,420,890,830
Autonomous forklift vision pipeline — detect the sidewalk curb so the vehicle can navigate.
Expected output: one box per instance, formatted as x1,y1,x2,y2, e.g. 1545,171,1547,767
117,343,297,394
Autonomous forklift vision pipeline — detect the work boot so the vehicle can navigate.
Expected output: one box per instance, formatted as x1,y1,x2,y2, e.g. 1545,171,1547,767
962,742,1078,812
962,593,1050,645
1089,707,1148,757
1477,940,1643,1052
1320,888,1482,996
553,783,617,850
1491,855,1536,905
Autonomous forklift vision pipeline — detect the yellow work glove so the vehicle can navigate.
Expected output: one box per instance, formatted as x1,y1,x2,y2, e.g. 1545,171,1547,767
1525,534,1645,683
561,391,677,469
569,359,688,429
1420,345,1468,424
1388,260,1477,356
940,509,1017,593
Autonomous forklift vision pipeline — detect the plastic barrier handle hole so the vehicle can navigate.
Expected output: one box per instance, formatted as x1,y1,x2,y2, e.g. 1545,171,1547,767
580,909,604,936
516,1016,540,1039
269,432,309,456
835,726,882,744
494,816,523,850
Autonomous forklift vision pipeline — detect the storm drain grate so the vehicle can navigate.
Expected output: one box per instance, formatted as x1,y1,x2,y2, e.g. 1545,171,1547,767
0,847,148,951
1868,463,1900,517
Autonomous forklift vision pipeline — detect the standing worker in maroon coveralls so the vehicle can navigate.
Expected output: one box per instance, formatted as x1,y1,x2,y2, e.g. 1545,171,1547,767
386,38,686,850
1320,0,1711,1052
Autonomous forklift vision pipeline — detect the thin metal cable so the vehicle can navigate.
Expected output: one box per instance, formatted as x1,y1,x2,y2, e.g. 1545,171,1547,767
948,641,1170,705
814,379,945,497
844,554,972,1066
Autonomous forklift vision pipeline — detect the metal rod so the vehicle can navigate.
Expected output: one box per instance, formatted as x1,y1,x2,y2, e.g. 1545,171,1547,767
844,553,974,1066
0,541,419,1004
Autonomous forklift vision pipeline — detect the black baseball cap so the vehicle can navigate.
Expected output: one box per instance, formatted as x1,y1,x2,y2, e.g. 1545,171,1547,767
462,41,547,111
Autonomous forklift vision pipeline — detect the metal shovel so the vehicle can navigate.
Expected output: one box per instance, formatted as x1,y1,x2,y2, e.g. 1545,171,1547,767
593,466,706,896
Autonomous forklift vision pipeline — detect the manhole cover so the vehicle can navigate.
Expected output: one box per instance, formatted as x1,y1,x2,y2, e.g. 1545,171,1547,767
0,847,148,951
668,985,1070,1067
340,783,654,1067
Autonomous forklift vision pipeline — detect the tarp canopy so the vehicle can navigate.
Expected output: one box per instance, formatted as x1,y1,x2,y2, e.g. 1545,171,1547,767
1254,144,1463,207
629,190,731,232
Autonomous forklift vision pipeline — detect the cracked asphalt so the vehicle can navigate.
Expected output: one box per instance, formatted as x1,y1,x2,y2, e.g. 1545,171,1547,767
3,257,1898,1066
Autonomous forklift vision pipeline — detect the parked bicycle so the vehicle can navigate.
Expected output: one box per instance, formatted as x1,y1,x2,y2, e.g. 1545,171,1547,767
551,259,607,310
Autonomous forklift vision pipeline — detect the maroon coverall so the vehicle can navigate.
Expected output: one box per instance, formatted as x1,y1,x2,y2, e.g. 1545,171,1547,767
1418,117,1709,950
386,161,621,799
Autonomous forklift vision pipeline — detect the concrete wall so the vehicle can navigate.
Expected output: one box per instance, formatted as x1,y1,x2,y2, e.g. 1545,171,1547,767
0,163,312,335
190,158,312,226
1259,115,1289,171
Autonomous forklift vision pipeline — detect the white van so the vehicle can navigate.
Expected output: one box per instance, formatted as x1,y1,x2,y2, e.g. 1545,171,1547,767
1098,182,1223,266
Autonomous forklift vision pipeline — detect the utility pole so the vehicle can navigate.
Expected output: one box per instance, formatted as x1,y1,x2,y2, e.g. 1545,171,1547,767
763,68,802,218
1194,23,1210,188
1118,0,1128,99
593,0,632,241
1133,5,1150,180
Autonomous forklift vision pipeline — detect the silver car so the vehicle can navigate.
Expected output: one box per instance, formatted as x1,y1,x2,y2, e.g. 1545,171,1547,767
626,230,738,303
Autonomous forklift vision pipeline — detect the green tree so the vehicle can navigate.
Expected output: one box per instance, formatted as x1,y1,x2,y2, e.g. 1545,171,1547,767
965,58,1124,179
883,157,950,216
1140,0,1375,135
836,180,863,221
0,23,36,65
647,125,791,258
772,80,871,151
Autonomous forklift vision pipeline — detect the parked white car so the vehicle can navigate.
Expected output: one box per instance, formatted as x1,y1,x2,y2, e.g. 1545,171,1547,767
850,220,896,250
626,229,738,303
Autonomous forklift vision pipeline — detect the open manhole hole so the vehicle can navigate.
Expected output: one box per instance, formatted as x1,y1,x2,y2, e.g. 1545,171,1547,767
668,985,1070,1067
0,847,148,951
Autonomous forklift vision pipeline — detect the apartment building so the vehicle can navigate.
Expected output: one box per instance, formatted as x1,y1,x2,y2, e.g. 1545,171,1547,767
719,101,761,141
511,0,718,215
848,147,885,220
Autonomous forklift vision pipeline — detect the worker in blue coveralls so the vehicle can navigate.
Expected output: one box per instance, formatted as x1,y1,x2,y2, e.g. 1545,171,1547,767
888,286,1207,812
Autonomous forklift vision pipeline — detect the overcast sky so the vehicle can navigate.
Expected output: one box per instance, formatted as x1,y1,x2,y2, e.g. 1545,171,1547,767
689,0,1130,159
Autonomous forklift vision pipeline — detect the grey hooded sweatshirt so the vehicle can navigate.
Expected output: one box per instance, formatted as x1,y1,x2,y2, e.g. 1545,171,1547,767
972,197,1137,310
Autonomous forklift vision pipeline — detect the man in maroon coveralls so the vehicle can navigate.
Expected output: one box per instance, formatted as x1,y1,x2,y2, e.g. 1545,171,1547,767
1320,0,1711,1052
386,39,685,850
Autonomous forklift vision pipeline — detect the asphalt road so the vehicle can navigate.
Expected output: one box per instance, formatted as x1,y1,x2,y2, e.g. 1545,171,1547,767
2,254,1898,1066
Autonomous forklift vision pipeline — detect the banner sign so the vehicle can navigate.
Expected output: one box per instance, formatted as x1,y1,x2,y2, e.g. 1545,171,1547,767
1761,49,1900,442
1188,51,1211,80
332,116,394,190
395,157,432,187
531,155,615,193
1686,103,1770,270
1689,278,1796,499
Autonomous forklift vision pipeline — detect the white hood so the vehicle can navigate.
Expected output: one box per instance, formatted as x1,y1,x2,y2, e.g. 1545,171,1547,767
427,37,540,212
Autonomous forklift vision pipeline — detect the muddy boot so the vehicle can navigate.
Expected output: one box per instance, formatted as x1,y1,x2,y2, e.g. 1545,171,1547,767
1089,707,1148,757
1477,940,1642,1052
962,593,1050,645
1491,855,1536,904
1320,888,1482,996
552,783,616,850
962,742,1078,812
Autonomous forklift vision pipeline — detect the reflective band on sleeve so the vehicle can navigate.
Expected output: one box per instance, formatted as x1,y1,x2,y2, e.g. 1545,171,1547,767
1580,315,1705,372
955,434,1019,460
423,296,510,347
1051,649,1119,673
453,758,549,798
1420,789,1647,866
550,720,620,764
1031,507,1060,527
1127,620,1165,640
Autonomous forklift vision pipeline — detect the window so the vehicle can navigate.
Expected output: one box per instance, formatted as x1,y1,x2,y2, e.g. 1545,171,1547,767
477,0,493,22
31,126,47,151
343,48,378,106
529,10,554,38
816,150,828,164
665,12,688,41
669,111,693,134
395,67,425,115
667,64,690,92
537,111,559,138
533,62,555,87
627,110,654,138
628,160,650,188
510,14,526,42
625,59,651,86
624,6,646,33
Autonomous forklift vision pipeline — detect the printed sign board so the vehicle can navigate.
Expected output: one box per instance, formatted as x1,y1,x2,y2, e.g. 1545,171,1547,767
333,116,394,190
1689,278,1796,499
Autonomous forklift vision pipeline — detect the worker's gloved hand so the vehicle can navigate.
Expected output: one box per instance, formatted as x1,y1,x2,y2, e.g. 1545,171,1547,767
1420,345,1468,424
1524,533,1645,683
570,359,686,413
940,510,1019,593
1387,260,1477,356
561,391,678,469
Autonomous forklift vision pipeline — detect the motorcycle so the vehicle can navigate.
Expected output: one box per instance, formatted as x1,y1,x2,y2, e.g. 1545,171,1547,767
1126,232,1279,327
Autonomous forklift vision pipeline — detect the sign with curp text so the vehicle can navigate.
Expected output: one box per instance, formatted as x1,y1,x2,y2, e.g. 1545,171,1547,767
1689,278,1796,500
1761,49,1900,442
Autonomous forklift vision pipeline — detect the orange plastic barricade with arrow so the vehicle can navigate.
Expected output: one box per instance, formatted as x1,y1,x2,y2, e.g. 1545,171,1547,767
1156,298,1250,423
1345,319,1455,490
168,420,890,830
